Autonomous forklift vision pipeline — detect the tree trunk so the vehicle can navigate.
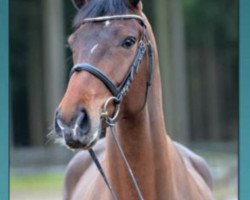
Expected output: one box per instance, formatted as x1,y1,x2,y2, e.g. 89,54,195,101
27,2,45,146
42,0,66,131
154,0,189,144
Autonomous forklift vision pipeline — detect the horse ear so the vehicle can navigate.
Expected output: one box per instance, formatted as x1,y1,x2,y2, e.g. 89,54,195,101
72,0,87,10
128,0,141,7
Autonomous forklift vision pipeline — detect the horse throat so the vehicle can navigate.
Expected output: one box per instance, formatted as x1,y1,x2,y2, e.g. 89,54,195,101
103,17,188,199
104,66,174,199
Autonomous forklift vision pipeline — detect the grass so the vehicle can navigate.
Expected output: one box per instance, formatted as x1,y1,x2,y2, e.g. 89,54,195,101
10,173,64,200
10,151,237,200
10,173,64,191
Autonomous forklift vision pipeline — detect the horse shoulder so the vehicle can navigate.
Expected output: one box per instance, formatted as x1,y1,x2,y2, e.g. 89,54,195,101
174,141,213,190
63,151,91,200
63,138,106,200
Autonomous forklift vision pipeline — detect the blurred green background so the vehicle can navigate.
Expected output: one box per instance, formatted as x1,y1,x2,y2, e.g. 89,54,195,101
10,0,238,199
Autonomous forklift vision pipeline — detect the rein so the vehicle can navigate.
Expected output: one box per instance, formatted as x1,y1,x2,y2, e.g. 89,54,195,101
70,14,154,200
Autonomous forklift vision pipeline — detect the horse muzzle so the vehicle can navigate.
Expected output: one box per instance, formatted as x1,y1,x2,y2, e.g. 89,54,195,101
53,107,101,149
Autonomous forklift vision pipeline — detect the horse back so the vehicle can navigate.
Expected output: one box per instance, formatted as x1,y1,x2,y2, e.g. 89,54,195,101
174,142,213,190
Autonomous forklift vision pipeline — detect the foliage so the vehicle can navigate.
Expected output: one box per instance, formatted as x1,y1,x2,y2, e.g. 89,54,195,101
182,0,238,140
182,0,237,47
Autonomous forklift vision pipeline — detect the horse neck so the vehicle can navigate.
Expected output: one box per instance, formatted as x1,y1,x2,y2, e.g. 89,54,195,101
104,21,180,199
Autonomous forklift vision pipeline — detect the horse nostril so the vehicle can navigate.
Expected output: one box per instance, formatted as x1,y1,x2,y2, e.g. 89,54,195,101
54,118,61,133
54,108,91,138
54,113,66,135
75,108,90,136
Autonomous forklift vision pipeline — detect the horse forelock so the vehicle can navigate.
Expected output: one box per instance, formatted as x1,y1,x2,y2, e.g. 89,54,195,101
73,0,134,28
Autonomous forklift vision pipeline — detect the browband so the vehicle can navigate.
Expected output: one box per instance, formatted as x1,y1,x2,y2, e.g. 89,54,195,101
83,15,146,27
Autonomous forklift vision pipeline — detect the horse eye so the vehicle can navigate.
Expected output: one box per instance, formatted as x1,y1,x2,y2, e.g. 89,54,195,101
121,36,136,49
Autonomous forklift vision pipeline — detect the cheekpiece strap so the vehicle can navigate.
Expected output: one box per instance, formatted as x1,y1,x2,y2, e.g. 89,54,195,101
116,40,146,101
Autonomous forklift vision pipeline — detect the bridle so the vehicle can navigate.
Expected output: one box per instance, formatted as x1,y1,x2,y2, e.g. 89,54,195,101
70,14,154,104
70,14,154,200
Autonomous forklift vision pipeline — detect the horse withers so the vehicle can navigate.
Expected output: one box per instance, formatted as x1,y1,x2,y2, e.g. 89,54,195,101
52,0,215,199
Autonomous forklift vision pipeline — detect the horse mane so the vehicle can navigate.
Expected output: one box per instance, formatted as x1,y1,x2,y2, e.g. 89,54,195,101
73,0,132,28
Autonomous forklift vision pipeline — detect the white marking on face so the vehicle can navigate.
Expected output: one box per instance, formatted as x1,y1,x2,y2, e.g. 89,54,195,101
72,124,78,137
105,20,111,27
90,44,99,54
57,119,65,130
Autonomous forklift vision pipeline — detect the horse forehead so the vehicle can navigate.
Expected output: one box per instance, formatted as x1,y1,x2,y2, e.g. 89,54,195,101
75,20,138,37
69,20,140,50
104,20,111,27
102,19,138,28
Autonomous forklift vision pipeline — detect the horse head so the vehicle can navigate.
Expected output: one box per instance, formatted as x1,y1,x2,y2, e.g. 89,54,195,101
53,0,152,150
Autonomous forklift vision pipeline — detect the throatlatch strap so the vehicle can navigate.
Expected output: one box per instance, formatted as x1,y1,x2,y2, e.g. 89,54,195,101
116,40,146,101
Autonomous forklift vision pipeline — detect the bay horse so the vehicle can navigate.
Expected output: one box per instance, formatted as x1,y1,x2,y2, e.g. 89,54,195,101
53,0,214,199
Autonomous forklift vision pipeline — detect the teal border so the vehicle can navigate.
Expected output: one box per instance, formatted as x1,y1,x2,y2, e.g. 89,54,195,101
0,1,246,200
240,0,250,199
0,0,9,199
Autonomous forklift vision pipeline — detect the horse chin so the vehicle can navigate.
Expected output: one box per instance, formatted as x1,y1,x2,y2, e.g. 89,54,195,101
79,129,101,150
63,126,102,150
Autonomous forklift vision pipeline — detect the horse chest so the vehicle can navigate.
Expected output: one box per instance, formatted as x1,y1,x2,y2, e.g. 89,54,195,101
71,164,111,200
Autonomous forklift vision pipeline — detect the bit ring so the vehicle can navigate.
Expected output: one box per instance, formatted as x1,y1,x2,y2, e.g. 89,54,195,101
101,96,120,123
